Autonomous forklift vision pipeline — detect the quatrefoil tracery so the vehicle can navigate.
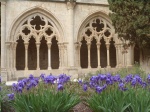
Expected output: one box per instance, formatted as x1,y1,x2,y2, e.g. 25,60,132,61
17,15,56,42
82,17,112,42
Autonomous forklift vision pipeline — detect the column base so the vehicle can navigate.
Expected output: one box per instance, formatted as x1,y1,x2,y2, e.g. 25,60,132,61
98,66,101,69
25,67,28,70
1,68,8,82
127,65,133,68
107,66,111,68
36,68,40,70
88,66,91,69
48,67,52,70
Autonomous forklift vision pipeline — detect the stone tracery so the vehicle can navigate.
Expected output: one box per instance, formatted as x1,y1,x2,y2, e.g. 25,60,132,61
15,14,60,70
78,17,117,68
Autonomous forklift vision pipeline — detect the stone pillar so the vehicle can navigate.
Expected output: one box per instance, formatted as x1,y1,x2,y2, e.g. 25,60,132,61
47,43,52,70
36,43,40,70
58,43,62,69
115,44,119,68
5,42,10,70
127,46,133,67
78,43,81,68
5,42,10,80
106,44,110,68
67,1,76,67
87,43,91,68
13,42,17,71
1,2,7,81
64,43,68,67
96,42,101,68
24,43,29,70
118,44,122,67
10,43,13,71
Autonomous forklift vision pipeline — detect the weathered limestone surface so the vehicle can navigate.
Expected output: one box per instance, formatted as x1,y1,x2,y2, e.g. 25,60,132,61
1,0,149,81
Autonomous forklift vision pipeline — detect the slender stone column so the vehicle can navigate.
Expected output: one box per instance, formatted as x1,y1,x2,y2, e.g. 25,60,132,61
5,42,11,80
64,43,68,67
127,46,133,67
10,43,13,71
87,43,91,68
5,42,10,70
58,43,62,69
96,42,101,68
13,42,17,71
36,43,40,70
115,44,119,68
24,43,29,70
106,44,110,68
118,44,122,67
1,2,7,81
67,1,76,67
78,43,81,68
47,43,52,70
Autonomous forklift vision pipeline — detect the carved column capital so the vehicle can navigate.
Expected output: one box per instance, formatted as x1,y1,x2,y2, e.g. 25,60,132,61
47,42,52,49
67,1,76,10
96,42,101,49
106,44,110,50
24,42,29,50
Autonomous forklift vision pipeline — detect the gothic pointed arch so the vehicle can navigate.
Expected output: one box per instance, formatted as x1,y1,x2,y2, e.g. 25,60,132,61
77,11,117,68
9,6,64,71
9,6,64,43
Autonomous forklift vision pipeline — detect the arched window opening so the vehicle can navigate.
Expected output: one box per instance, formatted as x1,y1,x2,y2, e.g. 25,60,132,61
40,37,48,70
28,37,37,70
109,38,116,67
134,44,140,64
80,38,88,68
90,38,98,68
100,37,107,68
16,36,25,70
51,37,59,69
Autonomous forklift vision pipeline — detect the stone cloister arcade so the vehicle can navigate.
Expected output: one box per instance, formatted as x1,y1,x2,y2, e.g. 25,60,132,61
1,1,141,81
9,13,120,72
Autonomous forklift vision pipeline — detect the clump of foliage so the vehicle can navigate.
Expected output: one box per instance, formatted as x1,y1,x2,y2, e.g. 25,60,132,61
6,74,80,112
78,73,150,112
108,0,150,50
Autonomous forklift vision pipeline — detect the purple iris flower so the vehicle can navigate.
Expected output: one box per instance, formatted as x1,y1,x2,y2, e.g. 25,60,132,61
118,83,128,91
7,93,15,100
125,74,133,83
83,84,88,91
147,74,150,83
30,79,38,87
17,86,23,93
58,74,70,84
78,80,82,85
27,84,32,90
18,80,25,88
99,74,107,81
90,76,99,83
141,82,147,88
113,74,121,82
40,73,46,80
106,78,113,85
96,86,103,93
102,84,107,90
57,84,64,91
0,76,1,83
131,78,137,86
29,74,34,80
22,78,28,85
44,75,57,84
89,81,96,88
12,83,18,92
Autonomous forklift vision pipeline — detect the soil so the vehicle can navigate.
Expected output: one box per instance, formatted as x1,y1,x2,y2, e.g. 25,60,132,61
72,102,93,112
